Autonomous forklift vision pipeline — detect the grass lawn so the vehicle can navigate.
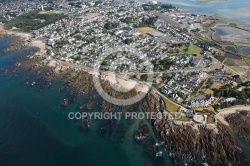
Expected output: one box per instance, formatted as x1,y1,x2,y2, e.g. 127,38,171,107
195,109,211,114
203,88,214,94
158,94,180,112
180,44,201,56
195,106,214,112
207,115,215,123
211,82,224,89
137,27,154,33
179,116,191,122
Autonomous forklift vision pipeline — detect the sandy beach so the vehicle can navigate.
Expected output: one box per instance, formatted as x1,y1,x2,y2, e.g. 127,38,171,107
0,23,45,54
30,40,45,54
0,23,29,40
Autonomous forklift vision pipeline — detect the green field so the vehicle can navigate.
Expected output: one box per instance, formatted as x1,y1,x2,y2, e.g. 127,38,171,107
158,93,180,112
4,10,67,32
179,115,191,121
180,44,201,56
207,115,215,123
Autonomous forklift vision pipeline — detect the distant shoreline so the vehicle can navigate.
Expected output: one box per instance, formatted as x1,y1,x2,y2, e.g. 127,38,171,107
151,0,250,30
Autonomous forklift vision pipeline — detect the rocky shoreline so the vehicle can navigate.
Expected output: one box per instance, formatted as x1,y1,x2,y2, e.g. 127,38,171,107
225,110,250,140
143,91,248,165
0,33,26,53
9,46,142,112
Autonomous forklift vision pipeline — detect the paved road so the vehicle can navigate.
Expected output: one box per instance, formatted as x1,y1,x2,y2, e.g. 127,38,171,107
152,11,182,30
119,67,210,76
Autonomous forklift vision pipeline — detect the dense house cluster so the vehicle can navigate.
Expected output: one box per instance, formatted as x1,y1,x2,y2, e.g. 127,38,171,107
0,0,214,76
183,94,214,108
161,85,183,103
27,0,179,73
1,0,246,122
169,55,191,69
6,0,208,75
209,69,231,84
165,70,206,95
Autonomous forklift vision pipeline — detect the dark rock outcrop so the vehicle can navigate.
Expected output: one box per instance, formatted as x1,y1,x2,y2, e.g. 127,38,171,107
143,91,247,165
135,123,150,141
225,110,250,140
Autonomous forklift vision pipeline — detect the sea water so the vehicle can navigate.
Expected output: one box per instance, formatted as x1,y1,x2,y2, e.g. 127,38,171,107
0,38,173,166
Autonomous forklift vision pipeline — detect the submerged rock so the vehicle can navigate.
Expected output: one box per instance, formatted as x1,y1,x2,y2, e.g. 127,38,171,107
135,123,150,141
61,98,68,107
0,33,26,53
